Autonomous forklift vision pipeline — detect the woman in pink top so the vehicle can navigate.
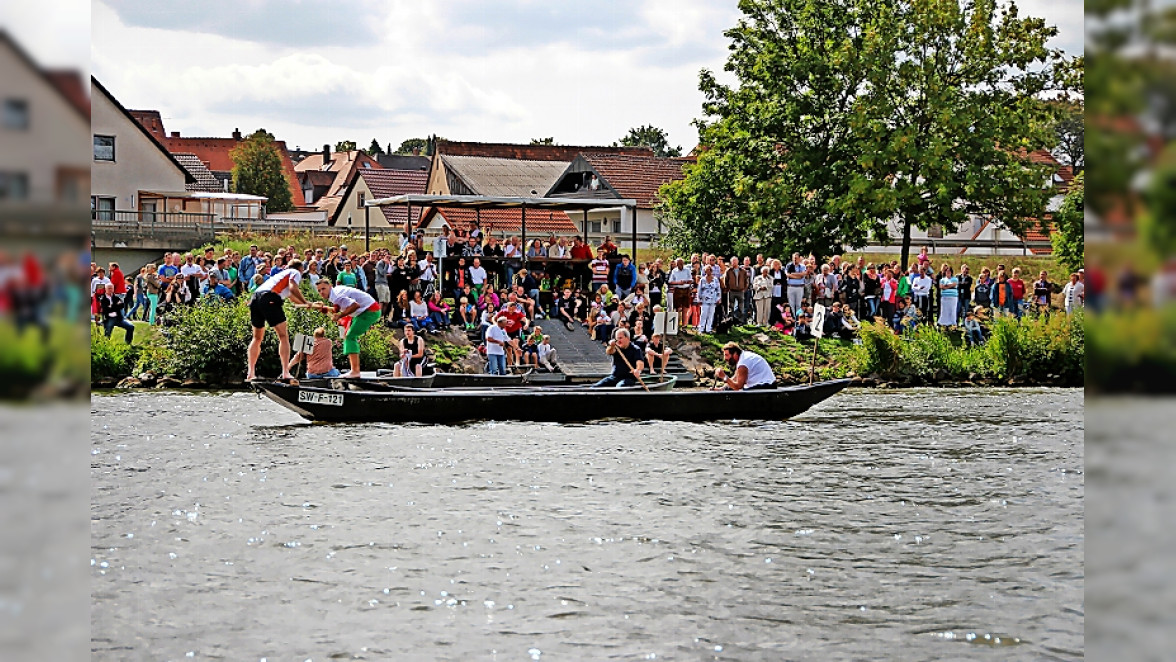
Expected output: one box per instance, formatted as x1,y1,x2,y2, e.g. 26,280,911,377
880,268,899,325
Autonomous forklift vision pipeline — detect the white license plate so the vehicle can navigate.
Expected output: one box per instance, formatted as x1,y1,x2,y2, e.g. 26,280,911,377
297,390,344,406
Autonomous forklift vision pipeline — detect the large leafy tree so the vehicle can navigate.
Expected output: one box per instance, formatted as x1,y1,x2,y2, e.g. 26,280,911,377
230,129,293,212
615,125,683,158
1051,173,1084,274
659,0,1077,267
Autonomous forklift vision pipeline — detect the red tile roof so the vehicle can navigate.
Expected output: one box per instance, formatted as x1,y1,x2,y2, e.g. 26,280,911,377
421,207,577,235
357,169,428,227
436,140,652,162
1021,221,1054,255
580,153,690,208
128,110,304,206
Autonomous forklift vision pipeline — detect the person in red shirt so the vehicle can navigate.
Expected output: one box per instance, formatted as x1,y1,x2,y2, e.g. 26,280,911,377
1007,267,1026,317
598,236,617,258
570,236,593,260
108,262,127,297
501,301,529,366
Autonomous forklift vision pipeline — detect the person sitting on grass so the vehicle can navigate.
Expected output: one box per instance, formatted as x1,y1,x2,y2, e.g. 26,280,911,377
288,327,339,379
963,310,985,346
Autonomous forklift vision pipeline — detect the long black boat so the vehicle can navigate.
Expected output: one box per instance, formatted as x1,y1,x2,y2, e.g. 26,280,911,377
251,378,851,424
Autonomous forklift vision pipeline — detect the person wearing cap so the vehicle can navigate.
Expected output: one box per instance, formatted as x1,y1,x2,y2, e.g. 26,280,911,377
713,342,776,390
201,271,235,302
484,315,510,375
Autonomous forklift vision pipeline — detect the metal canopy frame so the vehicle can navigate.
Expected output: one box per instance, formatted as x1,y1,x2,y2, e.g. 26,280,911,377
363,194,639,255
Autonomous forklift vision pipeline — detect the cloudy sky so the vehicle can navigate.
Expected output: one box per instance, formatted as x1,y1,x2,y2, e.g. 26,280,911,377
18,0,1082,153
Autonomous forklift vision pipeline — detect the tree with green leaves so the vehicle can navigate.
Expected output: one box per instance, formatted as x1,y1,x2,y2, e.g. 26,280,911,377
334,140,357,152
1052,100,1084,170
615,124,682,158
395,137,428,155
1051,173,1084,274
659,0,1078,267
1142,146,1176,256
366,139,385,156
230,129,293,213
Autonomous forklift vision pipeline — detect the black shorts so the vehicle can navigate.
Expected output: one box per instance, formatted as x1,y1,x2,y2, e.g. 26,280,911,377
249,291,286,329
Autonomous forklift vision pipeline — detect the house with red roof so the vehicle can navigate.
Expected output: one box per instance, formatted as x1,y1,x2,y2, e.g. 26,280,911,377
546,152,690,246
293,146,382,221
417,206,578,238
129,109,304,207
330,168,429,229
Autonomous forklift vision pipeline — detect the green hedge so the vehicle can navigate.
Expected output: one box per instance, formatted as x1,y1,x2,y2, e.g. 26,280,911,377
850,313,1084,385
1087,307,1176,392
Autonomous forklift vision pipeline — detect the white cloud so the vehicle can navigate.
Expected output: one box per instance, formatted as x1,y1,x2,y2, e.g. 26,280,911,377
1,0,90,75
90,0,1081,155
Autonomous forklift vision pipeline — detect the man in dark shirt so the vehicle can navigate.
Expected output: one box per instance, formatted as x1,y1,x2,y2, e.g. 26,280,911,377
593,328,645,387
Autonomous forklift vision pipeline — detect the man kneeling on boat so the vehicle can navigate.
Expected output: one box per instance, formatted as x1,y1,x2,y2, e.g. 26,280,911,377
307,278,381,378
713,342,777,391
594,328,645,388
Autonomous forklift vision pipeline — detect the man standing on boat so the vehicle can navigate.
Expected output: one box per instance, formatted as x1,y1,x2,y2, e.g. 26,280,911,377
594,328,646,388
713,342,777,391
247,259,309,381
312,278,382,379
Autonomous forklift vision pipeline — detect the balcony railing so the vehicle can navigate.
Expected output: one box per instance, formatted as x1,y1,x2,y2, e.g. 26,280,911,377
92,209,216,243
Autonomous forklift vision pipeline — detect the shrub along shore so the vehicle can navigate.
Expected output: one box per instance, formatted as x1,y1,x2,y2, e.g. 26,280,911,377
90,299,474,389
92,301,1084,390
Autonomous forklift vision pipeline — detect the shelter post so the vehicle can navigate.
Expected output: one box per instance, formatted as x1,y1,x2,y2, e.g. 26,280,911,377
630,204,637,259
364,205,370,252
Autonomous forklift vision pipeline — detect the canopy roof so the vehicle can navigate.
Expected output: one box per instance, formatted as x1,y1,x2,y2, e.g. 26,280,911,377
365,194,636,210
140,190,268,202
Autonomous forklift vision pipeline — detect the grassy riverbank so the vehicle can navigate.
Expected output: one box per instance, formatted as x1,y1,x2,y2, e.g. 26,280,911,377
0,320,89,398
673,313,1083,387
1087,306,1176,392
90,301,472,388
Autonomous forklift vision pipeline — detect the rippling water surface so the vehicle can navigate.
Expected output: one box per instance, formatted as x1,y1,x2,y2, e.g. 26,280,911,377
91,388,1082,661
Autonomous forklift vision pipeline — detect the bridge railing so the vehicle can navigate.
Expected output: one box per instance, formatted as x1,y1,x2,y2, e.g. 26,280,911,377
92,210,216,244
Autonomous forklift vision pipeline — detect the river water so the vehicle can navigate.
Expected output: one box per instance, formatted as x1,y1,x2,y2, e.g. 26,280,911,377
91,388,1083,661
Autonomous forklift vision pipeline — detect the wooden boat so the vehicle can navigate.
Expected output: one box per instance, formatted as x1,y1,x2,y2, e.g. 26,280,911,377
430,371,532,388
251,378,851,424
298,374,434,390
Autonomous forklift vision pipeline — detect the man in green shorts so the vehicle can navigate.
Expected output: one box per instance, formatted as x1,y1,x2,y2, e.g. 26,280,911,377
310,278,381,378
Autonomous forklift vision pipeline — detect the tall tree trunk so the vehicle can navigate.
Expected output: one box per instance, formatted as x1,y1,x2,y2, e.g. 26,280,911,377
899,217,913,272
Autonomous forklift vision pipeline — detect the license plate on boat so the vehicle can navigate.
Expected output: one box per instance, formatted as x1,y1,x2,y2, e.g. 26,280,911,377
298,390,344,406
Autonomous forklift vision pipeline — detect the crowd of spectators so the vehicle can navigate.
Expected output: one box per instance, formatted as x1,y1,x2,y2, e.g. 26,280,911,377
88,213,1089,361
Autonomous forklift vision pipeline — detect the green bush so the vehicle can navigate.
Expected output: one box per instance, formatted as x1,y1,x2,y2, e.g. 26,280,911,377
1087,307,1176,391
90,323,137,381
849,313,1083,385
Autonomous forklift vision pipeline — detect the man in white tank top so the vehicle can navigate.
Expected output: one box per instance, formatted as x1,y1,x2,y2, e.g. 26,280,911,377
713,342,776,390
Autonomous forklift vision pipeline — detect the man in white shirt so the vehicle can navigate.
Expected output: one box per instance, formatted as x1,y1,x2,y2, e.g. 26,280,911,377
468,257,488,295
485,315,509,375
179,253,205,301
713,342,776,390
911,269,934,318
667,258,694,327
310,278,381,378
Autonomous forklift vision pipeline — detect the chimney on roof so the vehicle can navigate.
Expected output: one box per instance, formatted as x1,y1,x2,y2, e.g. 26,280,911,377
171,131,180,138
323,144,330,162
412,147,421,157
232,128,242,140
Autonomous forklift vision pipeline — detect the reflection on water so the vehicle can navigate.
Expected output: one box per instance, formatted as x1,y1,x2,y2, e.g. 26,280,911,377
91,388,1082,661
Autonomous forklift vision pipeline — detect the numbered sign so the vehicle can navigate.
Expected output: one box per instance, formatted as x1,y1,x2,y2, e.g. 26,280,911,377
653,311,679,336
811,303,827,338
292,333,316,354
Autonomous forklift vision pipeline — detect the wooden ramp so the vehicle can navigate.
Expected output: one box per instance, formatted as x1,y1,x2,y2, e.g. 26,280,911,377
540,321,613,380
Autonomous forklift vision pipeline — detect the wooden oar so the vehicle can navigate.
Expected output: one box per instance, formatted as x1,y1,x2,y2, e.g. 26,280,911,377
612,341,650,393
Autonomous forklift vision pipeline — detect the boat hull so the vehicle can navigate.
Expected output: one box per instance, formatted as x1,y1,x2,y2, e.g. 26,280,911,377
252,379,851,424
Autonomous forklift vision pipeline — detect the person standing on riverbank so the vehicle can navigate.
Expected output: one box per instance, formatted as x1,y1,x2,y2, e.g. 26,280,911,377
313,278,381,379
246,260,308,382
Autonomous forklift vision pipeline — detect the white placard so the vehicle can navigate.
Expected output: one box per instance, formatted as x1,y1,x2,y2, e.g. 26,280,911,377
811,303,826,339
653,311,679,336
292,333,316,354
